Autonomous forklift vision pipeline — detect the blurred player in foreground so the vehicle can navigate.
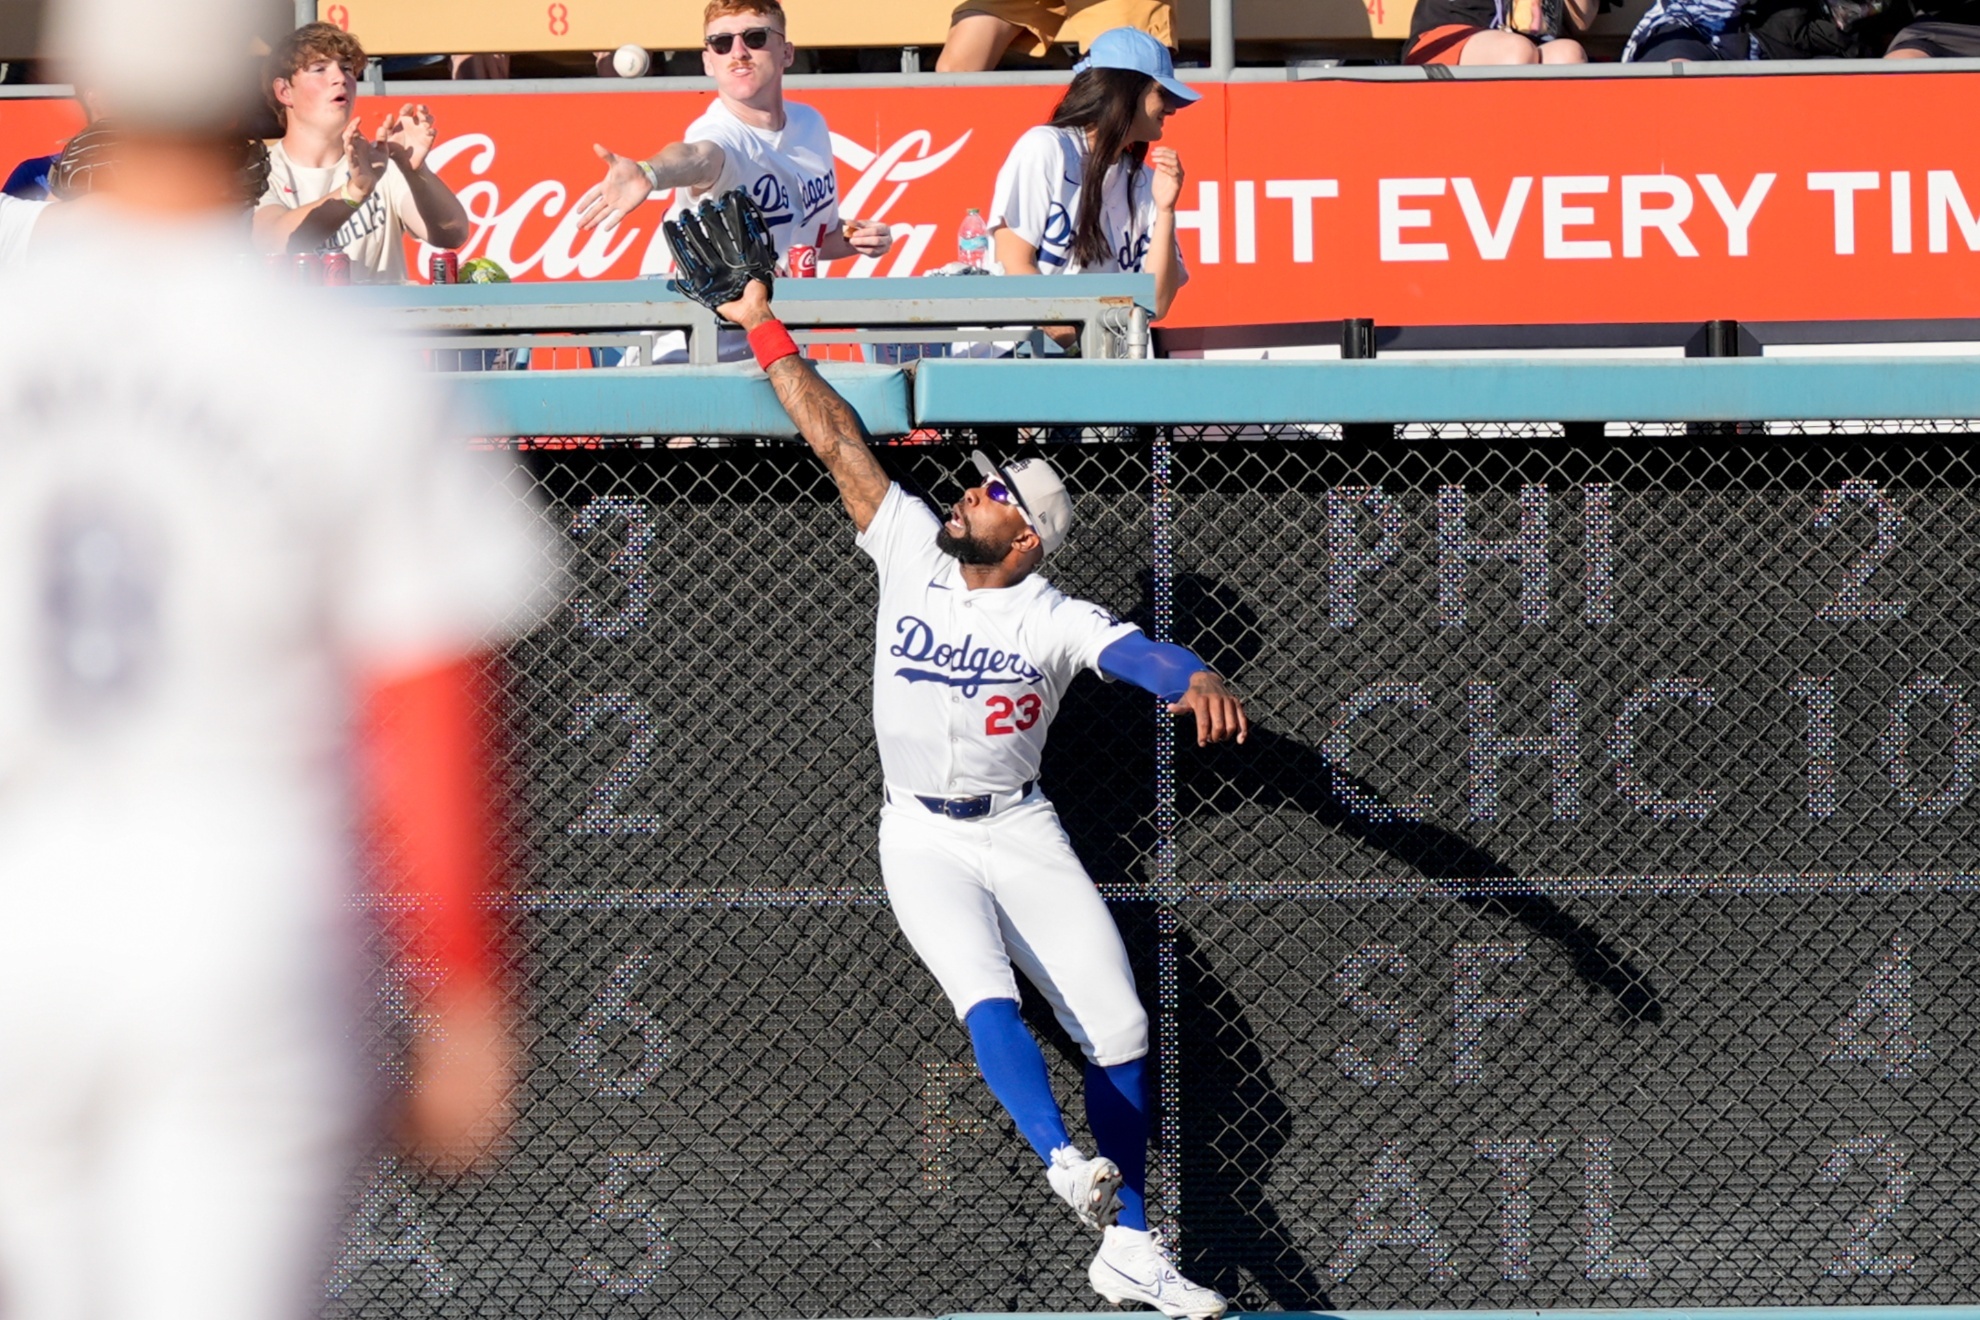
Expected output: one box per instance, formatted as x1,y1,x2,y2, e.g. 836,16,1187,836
0,1,554,1318
667,192,1242,1318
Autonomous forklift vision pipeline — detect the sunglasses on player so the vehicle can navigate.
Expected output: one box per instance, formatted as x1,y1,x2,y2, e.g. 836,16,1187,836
704,27,781,53
984,478,1019,508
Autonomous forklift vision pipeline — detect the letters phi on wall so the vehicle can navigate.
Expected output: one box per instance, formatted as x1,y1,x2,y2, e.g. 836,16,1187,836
6,72,1980,327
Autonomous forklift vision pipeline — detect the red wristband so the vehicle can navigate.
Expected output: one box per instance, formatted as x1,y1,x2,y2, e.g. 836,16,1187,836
748,319,800,371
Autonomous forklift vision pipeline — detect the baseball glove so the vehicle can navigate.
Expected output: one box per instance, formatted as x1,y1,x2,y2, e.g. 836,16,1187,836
236,137,271,207
49,121,119,200
663,188,776,314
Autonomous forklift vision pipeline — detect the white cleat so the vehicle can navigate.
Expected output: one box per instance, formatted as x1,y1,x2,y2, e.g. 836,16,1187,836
1046,1144,1123,1231
1089,1226,1229,1320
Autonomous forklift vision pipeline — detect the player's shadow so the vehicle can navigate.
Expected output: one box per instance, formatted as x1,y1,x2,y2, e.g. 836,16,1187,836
1050,571,1662,1023
1038,571,1662,1309
1156,571,1661,1027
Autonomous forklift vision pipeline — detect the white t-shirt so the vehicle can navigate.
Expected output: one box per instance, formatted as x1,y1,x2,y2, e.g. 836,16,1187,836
256,139,422,283
0,196,47,270
856,483,1137,797
988,124,1188,281
0,210,554,1002
667,98,841,265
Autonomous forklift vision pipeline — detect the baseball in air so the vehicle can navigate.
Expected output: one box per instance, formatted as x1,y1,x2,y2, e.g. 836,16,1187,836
612,44,652,77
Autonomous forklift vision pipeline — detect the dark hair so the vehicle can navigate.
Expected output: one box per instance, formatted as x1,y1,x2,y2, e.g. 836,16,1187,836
1047,67,1154,270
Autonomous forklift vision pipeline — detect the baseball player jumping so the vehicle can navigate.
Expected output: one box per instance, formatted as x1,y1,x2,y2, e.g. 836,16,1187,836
668,193,1242,1318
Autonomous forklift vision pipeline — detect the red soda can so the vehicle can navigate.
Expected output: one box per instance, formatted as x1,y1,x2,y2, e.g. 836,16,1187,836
429,251,460,284
787,244,817,278
320,252,352,286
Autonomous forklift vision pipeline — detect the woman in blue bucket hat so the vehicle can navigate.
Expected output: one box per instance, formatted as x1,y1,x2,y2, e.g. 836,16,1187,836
986,27,1198,333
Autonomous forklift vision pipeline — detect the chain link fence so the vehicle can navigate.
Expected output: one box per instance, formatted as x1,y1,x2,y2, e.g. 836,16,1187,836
329,422,1980,1318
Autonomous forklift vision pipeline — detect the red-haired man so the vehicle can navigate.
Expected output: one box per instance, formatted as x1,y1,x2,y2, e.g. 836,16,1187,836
575,0,893,272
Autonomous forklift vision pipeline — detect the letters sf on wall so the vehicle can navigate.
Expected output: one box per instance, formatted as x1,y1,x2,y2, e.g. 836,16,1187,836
5,73,1980,327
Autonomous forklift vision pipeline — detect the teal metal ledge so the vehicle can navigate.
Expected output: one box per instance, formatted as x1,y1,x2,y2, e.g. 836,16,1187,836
448,363,910,438
913,357,1980,425
943,1311,1980,1320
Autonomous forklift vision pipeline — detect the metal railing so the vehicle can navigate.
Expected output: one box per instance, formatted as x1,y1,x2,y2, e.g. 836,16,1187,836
356,272,1159,365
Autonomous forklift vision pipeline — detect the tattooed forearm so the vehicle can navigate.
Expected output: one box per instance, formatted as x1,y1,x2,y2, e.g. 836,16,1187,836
765,354,890,530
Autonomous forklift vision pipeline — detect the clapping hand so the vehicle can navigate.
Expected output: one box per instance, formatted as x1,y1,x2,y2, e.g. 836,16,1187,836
341,117,387,202
377,102,438,174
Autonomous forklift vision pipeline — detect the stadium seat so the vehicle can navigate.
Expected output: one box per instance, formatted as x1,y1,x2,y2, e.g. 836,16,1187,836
315,0,954,55
317,0,1650,61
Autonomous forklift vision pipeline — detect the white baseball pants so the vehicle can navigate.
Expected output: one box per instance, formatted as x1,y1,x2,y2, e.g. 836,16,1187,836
879,790,1149,1066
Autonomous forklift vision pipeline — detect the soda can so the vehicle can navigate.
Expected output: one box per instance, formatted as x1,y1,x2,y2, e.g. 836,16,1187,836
320,252,353,286
429,250,460,284
293,253,321,285
787,244,817,278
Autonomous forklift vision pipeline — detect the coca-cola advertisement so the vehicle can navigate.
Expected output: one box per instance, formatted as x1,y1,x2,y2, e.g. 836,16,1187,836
6,74,1980,327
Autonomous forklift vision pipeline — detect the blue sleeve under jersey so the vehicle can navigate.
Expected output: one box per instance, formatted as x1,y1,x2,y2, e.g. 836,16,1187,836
1097,632,1206,703
2,155,55,202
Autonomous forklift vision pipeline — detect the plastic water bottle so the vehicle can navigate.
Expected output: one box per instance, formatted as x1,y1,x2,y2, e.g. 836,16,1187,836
957,208,989,271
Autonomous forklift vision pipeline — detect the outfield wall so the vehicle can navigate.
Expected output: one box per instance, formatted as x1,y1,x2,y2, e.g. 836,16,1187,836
323,358,1980,1317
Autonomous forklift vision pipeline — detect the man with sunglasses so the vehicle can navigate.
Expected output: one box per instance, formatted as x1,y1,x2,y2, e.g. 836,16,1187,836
574,0,893,273
716,272,1241,1320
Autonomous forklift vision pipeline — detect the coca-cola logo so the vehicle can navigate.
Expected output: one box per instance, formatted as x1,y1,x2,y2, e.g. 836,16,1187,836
412,127,974,283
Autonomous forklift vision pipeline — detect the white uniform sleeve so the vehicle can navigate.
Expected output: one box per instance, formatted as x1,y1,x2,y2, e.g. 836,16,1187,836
854,482,945,588
1050,593,1141,677
988,128,1064,256
331,391,559,676
681,112,750,198
0,197,47,271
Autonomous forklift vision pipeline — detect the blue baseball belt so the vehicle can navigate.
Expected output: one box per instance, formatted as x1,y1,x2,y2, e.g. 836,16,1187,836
891,780,1037,820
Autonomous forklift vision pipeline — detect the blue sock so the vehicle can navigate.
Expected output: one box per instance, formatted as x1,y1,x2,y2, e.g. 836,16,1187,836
965,999,1071,1165
1085,1057,1149,1231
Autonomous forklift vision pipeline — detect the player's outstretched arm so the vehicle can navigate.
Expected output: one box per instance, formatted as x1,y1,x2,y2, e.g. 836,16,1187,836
719,280,891,532
1098,632,1250,746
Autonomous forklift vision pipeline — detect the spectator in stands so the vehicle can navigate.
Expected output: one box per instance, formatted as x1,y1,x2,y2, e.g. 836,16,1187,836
1883,0,1976,51
574,0,893,273
252,22,470,282
3,85,107,200
1407,0,1597,62
937,0,1174,71
987,27,1192,330
1622,0,1909,57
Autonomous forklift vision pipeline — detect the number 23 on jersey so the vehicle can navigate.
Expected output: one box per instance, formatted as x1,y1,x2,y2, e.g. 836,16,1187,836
985,693,1042,735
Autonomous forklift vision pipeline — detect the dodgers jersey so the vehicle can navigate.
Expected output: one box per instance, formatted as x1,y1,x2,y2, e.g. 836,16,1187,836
857,483,1138,797
988,125,1189,280
669,98,841,261
0,210,554,996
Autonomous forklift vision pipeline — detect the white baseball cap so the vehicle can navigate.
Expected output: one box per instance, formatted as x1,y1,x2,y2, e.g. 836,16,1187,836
971,450,1072,559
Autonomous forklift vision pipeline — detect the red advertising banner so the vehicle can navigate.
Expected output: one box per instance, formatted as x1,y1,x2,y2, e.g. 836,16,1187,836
6,73,1980,328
